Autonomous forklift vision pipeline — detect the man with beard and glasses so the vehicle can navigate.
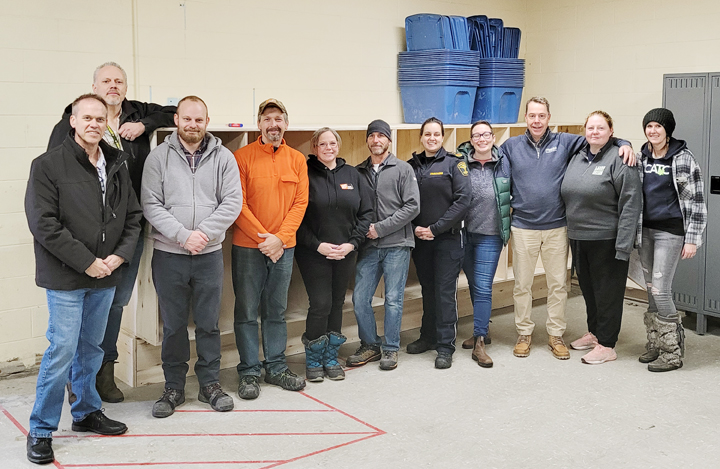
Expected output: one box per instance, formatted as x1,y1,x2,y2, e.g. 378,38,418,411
347,119,420,371
232,99,309,400
141,96,242,418
48,62,176,403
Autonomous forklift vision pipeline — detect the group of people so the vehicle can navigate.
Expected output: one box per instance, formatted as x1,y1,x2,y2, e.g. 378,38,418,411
23,61,707,465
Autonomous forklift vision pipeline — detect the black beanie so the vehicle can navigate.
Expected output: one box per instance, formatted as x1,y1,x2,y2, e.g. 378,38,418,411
642,108,676,137
366,119,392,140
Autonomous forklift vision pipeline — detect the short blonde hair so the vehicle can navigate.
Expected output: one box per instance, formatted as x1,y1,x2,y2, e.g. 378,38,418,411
311,127,342,151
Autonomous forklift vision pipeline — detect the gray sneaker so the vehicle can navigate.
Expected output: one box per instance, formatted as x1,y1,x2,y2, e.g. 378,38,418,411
379,350,398,370
346,344,381,367
264,369,306,391
198,383,234,412
152,388,185,418
237,375,260,400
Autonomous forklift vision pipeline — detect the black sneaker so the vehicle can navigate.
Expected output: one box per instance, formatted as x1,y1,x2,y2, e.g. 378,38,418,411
346,344,381,367
198,383,234,412
27,436,53,465
264,369,306,391
435,351,452,369
72,410,128,435
152,388,185,418
406,338,436,354
379,350,398,370
237,375,261,400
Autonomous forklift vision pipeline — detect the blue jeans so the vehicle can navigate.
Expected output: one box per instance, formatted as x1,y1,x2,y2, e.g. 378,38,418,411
639,227,684,319
30,287,115,438
232,246,295,376
463,233,503,338
101,227,144,363
352,246,411,352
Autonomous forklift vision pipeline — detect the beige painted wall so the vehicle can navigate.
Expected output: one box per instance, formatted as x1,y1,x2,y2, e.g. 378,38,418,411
0,0,525,363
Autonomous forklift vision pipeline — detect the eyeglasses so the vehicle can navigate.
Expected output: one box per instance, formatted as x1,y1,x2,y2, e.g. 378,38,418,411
317,142,338,149
471,132,493,141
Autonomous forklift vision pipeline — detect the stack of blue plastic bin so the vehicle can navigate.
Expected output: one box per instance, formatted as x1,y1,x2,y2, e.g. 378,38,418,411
400,14,479,124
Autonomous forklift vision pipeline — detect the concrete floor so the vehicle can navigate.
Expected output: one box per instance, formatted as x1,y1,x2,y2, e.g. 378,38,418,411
2,288,720,468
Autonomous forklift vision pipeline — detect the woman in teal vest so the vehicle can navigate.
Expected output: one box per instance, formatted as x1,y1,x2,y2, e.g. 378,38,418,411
457,120,511,368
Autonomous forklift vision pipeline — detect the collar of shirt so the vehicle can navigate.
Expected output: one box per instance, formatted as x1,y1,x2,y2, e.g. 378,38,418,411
180,135,209,171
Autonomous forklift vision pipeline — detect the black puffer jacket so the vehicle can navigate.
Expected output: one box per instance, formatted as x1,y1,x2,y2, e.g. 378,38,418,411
296,155,374,251
47,99,176,198
25,135,143,290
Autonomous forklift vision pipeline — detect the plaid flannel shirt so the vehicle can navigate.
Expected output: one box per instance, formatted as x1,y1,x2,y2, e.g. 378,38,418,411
637,147,708,247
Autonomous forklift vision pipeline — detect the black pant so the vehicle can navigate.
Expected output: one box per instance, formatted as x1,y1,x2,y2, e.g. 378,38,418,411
570,239,629,348
152,249,223,390
412,233,464,354
295,246,357,340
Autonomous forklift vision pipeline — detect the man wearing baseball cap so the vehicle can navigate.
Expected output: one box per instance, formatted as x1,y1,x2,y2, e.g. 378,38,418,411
232,99,309,399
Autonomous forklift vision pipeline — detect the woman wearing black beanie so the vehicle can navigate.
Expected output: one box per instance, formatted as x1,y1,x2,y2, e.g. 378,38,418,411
637,108,707,372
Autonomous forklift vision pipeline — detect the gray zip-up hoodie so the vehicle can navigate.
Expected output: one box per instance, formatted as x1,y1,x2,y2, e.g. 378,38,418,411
356,153,420,249
142,131,243,255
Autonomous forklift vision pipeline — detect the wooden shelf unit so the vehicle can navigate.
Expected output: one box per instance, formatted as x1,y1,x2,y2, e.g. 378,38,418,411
116,122,583,387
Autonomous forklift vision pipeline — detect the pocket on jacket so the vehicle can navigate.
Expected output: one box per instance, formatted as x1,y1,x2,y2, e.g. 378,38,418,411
280,174,299,185
169,205,193,229
195,204,216,228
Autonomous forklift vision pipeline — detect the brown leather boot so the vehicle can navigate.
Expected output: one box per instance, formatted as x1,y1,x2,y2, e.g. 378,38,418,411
96,361,124,403
472,337,493,368
461,336,476,349
513,335,532,357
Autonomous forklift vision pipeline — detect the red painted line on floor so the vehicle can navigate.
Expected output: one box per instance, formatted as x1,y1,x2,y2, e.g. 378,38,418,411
0,405,66,469
259,432,385,469
175,409,334,413
63,459,281,467
53,431,376,439
299,391,385,433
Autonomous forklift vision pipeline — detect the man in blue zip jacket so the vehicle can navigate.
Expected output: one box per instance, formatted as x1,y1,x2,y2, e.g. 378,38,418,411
500,97,634,360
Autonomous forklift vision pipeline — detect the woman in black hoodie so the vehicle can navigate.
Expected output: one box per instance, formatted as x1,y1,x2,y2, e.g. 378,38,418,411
296,127,374,382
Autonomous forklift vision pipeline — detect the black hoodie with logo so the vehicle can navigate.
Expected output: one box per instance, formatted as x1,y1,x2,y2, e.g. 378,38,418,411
296,155,374,251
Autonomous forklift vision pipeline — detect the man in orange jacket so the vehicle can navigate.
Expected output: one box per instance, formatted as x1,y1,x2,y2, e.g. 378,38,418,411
232,99,309,400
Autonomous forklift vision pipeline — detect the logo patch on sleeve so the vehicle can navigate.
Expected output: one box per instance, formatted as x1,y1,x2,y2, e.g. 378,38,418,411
457,162,469,176
340,183,354,190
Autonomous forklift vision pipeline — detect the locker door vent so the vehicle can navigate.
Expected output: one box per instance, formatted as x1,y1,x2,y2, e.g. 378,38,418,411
667,77,706,89
706,298,720,313
673,292,697,308
713,76,720,89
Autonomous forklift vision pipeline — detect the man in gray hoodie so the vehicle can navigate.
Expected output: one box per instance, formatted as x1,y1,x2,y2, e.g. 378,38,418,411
348,120,420,371
141,96,243,418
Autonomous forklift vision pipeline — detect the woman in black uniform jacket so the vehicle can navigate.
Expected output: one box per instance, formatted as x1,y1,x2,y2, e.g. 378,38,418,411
296,127,373,382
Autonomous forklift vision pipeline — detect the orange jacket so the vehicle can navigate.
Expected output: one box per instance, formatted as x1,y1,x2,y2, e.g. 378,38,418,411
233,137,309,248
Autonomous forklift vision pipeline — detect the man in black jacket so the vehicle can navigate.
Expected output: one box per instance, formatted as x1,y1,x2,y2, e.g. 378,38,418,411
25,94,142,465
48,62,175,402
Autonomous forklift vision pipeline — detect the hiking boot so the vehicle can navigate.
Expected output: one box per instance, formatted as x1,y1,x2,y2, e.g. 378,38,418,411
302,334,327,382
406,337,436,354
581,344,617,364
324,332,346,380
435,351,452,369
237,375,260,400
198,383,234,412
570,332,598,350
639,311,660,363
472,337,493,368
27,436,53,465
264,368,306,391
345,344,381,367
379,350,398,370
72,410,127,435
96,361,124,403
513,335,532,357
548,335,570,360
152,387,185,418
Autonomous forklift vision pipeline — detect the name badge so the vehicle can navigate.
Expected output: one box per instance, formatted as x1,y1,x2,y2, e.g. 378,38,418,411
592,166,606,175
340,184,354,190
430,172,444,176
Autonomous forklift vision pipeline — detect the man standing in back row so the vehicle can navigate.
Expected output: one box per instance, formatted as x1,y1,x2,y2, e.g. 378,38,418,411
500,97,634,360
48,62,176,402
232,99,309,400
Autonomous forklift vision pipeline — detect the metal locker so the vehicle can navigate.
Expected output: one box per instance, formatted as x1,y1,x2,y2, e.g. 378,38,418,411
703,74,720,321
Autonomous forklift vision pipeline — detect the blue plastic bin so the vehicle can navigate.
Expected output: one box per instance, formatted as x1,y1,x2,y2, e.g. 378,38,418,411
401,84,477,124
405,14,453,50
472,86,523,123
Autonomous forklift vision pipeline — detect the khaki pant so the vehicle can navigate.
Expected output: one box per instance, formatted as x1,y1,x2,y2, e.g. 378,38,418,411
511,226,568,336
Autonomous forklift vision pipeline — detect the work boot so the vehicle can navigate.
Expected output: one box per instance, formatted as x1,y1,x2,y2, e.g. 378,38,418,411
513,335,532,357
462,332,491,349
27,436,54,465
639,311,660,363
302,333,328,382
198,383,234,412
648,315,684,372
346,344,381,367
324,332,346,380
435,351,452,369
472,337,493,368
96,361,124,403
152,388,185,418
237,375,260,400
406,337,436,354
379,350,398,370
265,368,306,391
548,335,570,360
